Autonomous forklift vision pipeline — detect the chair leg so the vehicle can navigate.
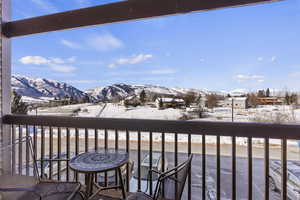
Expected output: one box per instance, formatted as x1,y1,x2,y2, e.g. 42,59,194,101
118,167,126,199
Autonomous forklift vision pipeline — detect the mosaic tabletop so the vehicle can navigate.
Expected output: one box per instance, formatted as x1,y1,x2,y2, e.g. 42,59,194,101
69,149,129,173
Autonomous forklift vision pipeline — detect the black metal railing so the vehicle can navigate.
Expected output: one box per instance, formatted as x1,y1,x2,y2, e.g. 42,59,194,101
3,114,300,200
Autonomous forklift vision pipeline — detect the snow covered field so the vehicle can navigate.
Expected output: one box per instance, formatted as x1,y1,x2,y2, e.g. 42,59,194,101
29,103,300,146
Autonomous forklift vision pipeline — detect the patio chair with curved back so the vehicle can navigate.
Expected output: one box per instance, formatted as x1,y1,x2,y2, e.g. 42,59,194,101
127,154,193,200
0,136,83,200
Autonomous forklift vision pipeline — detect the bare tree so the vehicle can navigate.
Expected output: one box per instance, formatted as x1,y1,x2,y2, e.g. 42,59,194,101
184,92,197,107
247,93,259,108
206,93,218,109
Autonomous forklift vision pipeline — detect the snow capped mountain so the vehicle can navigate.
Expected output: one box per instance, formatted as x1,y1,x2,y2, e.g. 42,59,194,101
86,83,206,101
12,75,89,99
12,75,260,103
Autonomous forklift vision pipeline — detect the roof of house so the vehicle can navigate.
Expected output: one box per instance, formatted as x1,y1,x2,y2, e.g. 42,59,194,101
225,97,247,101
157,98,185,103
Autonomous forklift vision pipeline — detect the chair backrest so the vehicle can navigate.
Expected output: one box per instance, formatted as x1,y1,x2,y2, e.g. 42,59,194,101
153,154,193,200
0,136,39,178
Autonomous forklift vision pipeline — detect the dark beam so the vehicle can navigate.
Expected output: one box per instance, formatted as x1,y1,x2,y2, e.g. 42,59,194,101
3,0,280,37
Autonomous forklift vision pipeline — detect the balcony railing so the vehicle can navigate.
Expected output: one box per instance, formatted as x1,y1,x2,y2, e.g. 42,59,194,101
2,114,300,199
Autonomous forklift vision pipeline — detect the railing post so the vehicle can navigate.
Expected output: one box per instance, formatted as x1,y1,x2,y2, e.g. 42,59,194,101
0,0,11,175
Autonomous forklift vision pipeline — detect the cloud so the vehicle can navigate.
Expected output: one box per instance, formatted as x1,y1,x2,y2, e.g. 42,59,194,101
50,58,65,64
108,69,176,76
149,69,176,75
48,64,76,73
235,74,265,83
271,56,277,62
61,39,82,49
257,57,263,61
67,57,77,63
19,56,77,73
86,33,123,51
19,56,49,65
31,0,58,12
76,0,91,7
109,54,153,68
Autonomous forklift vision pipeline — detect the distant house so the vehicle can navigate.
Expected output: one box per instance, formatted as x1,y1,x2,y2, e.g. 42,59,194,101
155,97,185,108
257,97,283,105
223,97,248,109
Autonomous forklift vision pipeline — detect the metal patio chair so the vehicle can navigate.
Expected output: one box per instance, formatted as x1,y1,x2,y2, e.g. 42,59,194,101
0,136,84,200
127,154,193,200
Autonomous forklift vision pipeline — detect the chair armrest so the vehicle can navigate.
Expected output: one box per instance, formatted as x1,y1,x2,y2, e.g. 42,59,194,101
143,169,162,194
0,187,42,200
36,158,69,162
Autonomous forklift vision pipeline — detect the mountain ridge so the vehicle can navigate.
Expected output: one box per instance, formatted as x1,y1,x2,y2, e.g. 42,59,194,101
12,75,253,103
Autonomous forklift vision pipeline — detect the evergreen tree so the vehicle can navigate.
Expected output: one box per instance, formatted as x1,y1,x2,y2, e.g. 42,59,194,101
285,92,291,105
140,90,146,104
11,91,28,114
266,88,270,97
158,98,164,109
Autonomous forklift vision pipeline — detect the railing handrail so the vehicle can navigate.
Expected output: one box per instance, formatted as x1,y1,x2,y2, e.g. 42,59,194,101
3,114,300,139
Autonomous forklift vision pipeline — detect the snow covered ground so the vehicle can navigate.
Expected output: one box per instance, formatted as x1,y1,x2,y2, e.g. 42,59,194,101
198,105,300,123
29,103,300,146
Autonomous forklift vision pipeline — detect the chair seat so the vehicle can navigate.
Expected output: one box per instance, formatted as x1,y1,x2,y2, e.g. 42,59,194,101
1,179,81,200
0,175,38,200
21,181,81,200
127,192,153,200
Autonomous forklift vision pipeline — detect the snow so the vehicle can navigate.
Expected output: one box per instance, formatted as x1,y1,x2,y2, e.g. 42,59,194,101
30,103,300,146
77,103,183,120
12,75,89,99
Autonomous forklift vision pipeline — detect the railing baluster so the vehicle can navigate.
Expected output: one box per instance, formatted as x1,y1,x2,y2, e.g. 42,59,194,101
95,129,98,183
66,128,70,182
202,134,206,200
104,129,108,187
25,125,29,176
248,137,252,200
75,128,79,182
49,127,53,180
174,132,178,199
94,129,98,151
18,125,22,175
115,129,119,185
85,128,88,152
33,125,37,177
126,129,130,192
264,138,269,200
12,125,16,175
137,131,141,191
105,129,108,149
149,131,153,195
161,132,165,197
281,138,287,200
217,136,221,200
232,136,236,200
57,127,61,181
188,133,192,200
41,126,45,178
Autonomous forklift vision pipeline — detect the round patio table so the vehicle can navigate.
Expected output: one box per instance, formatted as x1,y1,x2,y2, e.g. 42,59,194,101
69,149,129,199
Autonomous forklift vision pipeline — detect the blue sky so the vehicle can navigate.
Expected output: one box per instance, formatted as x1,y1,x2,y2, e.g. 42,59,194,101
12,0,300,91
